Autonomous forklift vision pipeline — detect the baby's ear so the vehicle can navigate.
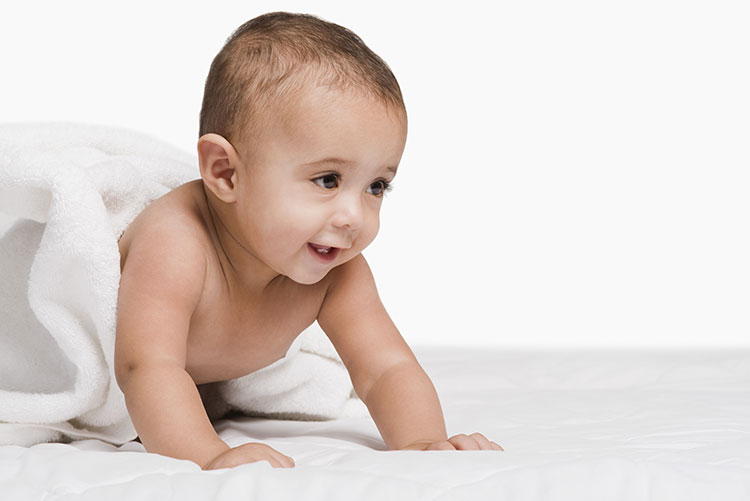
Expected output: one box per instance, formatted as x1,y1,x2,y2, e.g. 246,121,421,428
197,133,240,203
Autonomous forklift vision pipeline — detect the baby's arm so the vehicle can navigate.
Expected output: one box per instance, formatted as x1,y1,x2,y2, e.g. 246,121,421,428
115,226,293,469
318,254,502,452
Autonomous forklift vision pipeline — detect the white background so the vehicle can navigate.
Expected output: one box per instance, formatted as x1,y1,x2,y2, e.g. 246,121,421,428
1,0,748,347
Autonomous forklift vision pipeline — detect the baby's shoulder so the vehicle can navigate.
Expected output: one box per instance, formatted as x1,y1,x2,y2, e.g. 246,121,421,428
118,179,210,272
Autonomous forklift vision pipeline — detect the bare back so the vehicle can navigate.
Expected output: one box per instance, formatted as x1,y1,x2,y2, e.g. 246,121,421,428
117,179,330,385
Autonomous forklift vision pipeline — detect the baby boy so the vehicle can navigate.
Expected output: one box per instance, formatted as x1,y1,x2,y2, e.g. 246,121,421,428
115,11,502,470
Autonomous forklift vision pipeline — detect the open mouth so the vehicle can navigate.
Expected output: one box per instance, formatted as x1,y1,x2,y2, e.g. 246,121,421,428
308,242,341,262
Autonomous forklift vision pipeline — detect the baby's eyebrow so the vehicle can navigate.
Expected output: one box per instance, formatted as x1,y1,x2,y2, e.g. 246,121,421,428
301,157,397,174
301,157,353,168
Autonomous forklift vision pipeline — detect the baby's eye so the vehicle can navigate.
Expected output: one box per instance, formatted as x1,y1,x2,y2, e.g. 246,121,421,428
367,180,392,197
312,174,340,190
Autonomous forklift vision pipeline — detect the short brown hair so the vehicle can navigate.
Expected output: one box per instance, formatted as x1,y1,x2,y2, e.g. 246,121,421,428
199,12,406,149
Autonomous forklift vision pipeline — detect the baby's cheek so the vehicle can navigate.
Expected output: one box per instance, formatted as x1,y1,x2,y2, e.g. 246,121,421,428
357,225,379,252
368,215,381,241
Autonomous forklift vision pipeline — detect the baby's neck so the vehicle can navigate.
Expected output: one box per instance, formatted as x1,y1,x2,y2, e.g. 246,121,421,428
200,185,282,296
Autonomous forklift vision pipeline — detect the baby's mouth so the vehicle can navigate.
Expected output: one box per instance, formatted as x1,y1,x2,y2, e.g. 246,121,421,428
309,243,334,254
308,242,341,262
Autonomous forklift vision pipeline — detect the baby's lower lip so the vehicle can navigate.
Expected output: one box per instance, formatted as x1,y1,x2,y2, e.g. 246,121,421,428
308,243,340,263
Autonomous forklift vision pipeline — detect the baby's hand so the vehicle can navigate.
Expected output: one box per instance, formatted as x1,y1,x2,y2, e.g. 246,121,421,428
400,433,503,451
202,442,295,470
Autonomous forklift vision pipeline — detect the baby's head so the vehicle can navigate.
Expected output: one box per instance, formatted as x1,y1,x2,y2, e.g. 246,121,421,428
197,12,408,285
199,11,406,155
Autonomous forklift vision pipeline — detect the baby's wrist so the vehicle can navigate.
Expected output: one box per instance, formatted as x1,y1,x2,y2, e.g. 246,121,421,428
199,440,231,469
396,439,439,451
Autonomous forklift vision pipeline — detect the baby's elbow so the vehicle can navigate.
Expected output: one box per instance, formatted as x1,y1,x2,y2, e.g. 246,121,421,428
114,357,187,391
114,360,139,391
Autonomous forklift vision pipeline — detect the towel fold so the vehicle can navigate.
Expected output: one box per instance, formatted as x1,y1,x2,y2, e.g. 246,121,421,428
0,122,366,447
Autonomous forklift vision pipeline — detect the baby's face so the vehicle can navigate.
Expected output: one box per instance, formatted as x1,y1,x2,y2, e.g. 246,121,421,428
230,86,407,285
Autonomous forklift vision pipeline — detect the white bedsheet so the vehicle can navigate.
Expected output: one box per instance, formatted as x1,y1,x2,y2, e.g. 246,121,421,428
2,347,749,500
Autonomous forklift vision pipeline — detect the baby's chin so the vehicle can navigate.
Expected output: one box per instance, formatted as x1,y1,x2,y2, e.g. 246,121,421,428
285,260,350,286
285,273,329,286
281,266,331,285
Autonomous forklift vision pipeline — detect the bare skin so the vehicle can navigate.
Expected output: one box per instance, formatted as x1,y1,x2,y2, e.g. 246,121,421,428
118,180,326,385
117,179,319,469
115,86,501,471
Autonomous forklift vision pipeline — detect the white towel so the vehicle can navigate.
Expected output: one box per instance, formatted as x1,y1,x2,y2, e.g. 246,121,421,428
200,328,367,422
0,122,366,447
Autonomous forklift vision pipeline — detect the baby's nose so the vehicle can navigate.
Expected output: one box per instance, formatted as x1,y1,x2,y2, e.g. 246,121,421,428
331,195,364,231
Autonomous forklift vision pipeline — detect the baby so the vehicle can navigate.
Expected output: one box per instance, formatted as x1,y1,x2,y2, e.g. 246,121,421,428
115,11,502,470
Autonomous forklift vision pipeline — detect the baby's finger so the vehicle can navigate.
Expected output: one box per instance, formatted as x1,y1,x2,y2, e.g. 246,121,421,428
259,455,283,468
269,450,295,468
426,440,456,451
469,433,499,451
447,434,480,450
